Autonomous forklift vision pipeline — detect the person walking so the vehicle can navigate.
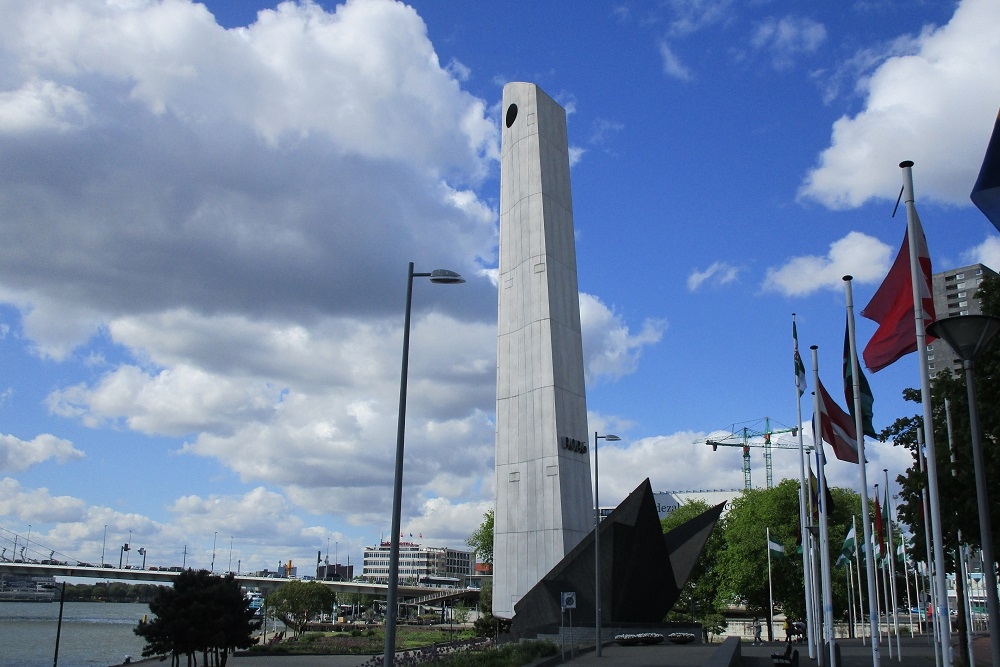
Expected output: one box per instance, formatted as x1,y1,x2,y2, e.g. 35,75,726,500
752,617,762,645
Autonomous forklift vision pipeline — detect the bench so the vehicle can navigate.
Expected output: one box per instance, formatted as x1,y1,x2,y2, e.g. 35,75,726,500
772,646,798,667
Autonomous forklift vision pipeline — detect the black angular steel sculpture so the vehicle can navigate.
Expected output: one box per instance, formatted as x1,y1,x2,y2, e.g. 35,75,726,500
511,478,725,636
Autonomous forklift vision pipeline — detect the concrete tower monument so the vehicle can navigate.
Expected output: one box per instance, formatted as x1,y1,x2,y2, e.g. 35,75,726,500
493,82,592,618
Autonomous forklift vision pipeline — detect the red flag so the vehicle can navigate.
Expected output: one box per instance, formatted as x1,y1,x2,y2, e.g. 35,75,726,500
861,212,935,372
816,378,860,463
873,493,886,559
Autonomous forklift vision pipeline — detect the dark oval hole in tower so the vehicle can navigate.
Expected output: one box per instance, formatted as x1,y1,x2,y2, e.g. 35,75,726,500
505,104,518,128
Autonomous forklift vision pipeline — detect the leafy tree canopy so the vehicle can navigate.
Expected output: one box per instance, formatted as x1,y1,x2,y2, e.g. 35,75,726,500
714,479,865,627
266,580,336,637
135,569,259,666
466,509,494,565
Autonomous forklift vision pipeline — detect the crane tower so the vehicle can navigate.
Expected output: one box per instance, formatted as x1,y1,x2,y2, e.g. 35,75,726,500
701,417,802,489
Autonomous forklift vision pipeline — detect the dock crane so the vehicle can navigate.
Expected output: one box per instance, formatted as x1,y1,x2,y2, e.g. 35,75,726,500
701,417,802,490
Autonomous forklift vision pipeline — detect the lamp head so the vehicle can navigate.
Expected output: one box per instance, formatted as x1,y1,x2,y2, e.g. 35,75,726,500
926,315,1000,362
429,269,465,284
603,434,621,441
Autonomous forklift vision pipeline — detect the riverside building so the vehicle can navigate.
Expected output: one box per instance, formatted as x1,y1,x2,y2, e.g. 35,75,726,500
362,542,472,588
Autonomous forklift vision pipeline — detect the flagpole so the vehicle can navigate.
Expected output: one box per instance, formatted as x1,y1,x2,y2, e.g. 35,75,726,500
884,471,902,658
899,161,951,667
844,276,882,667
807,458,823,664
872,484,892,660
793,314,817,659
846,563,855,637
852,515,867,644
810,346,837,667
917,430,941,666
956,540,974,667
944,398,979,666
900,535,915,637
875,484,893,659
959,545,975,667
768,526,776,639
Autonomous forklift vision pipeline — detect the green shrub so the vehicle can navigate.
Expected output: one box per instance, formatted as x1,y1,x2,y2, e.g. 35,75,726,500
472,613,512,638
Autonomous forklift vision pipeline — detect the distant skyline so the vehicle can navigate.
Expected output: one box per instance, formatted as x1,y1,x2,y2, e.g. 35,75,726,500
1,0,998,573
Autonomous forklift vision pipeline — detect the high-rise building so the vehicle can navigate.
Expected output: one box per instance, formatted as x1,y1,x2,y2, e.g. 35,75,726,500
928,263,999,376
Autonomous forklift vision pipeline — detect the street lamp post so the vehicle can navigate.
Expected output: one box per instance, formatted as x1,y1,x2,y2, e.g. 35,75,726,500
383,263,464,667
926,314,1000,667
211,531,217,573
229,536,233,573
593,432,620,657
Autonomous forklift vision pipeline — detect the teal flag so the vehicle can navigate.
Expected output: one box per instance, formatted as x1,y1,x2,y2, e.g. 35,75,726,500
844,319,876,437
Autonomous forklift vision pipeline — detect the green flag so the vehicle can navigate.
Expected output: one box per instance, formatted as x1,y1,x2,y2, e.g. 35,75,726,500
835,524,856,568
843,318,876,437
768,537,786,559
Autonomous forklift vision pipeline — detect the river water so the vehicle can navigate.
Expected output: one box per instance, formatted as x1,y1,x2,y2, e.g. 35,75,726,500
0,601,150,667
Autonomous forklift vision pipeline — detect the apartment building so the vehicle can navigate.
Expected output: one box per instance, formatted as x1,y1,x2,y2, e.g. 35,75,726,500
928,263,999,377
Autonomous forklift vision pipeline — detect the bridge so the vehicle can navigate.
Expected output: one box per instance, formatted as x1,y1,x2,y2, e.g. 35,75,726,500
0,562,480,607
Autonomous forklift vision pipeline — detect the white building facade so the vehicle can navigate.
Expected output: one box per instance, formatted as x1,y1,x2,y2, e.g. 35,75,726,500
362,542,472,588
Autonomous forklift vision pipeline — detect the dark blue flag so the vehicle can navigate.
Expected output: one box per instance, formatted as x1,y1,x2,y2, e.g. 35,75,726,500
972,109,1000,232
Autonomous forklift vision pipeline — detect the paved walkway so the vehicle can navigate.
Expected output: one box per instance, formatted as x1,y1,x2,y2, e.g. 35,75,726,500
162,634,995,667
564,635,991,667
228,656,372,666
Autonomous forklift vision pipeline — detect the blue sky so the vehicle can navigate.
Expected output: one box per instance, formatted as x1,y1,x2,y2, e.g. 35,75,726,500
1,0,998,574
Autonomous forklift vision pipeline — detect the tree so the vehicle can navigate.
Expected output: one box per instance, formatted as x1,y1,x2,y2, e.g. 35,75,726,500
661,500,726,639
477,578,492,614
466,510,509,638
135,570,259,667
878,275,1000,654
265,580,336,637
466,508,494,564
715,480,863,639
453,601,470,624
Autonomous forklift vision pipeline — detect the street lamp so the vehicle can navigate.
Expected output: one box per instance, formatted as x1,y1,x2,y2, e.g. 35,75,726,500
383,263,464,667
212,531,217,573
593,432,620,657
926,314,1000,667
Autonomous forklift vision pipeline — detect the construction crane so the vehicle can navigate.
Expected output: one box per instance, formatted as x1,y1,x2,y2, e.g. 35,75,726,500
701,417,803,490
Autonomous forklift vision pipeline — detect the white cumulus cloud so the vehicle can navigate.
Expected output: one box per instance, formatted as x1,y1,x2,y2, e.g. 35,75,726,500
0,433,84,473
799,0,1000,209
580,293,666,385
763,232,893,296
